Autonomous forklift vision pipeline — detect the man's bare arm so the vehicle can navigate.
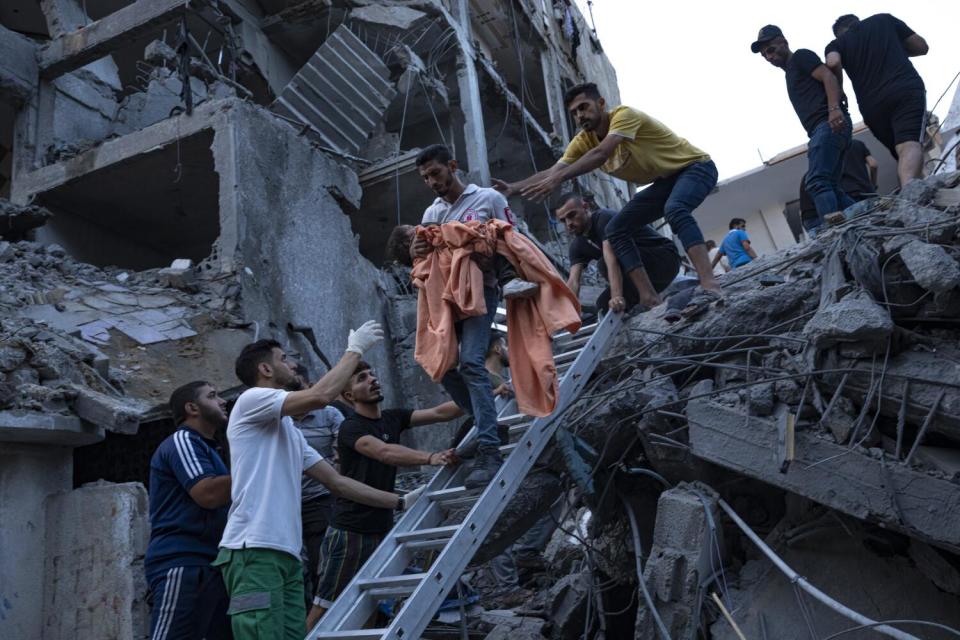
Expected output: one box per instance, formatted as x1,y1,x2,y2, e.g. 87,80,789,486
903,34,928,56
741,240,758,260
811,65,845,133
710,251,723,269
305,459,400,509
825,51,844,89
354,435,455,467
521,135,624,202
410,401,464,427
188,475,232,509
492,163,566,197
282,322,382,416
566,263,584,297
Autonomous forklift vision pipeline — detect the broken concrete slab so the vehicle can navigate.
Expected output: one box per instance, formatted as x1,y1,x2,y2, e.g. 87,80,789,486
70,385,152,434
0,199,53,240
688,391,960,553
0,410,104,446
0,23,38,105
899,239,960,293
802,288,893,349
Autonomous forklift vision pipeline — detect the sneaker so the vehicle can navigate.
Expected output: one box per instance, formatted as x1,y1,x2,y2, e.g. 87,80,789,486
824,211,846,226
502,278,540,300
464,447,503,489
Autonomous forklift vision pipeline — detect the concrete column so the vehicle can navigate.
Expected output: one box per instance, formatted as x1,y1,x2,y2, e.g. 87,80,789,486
540,50,570,142
451,0,490,185
0,444,72,640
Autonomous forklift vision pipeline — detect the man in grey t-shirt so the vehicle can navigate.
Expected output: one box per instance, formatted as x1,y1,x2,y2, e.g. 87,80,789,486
408,144,534,488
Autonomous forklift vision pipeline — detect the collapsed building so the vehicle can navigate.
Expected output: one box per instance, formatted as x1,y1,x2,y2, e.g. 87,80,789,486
3,2,960,640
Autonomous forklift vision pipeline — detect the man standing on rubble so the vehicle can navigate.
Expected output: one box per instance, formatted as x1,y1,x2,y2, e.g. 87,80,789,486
493,82,721,312
554,191,680,312
752,25,856,229
213,325,423,640
305,361,461,628
406,144,534,489
145,381,233,640
713,219,757,270
825,14,929,186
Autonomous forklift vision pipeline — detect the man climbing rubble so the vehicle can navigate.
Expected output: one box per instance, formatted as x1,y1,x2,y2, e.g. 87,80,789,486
555,191,680,312
826,13,929,186
494,82,721,314
305,362,461,629
752,24,856,230
213,325,423,640
145,381,233,640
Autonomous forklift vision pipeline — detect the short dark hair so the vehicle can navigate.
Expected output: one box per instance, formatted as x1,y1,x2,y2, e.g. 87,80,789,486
170,380,210,425
705,239,717,249
554,191,583,211
416,144,453,167
235,339,282,387
729,218,746,229
385,225,414,266
832,14,858,36
563,82,602,107
487,332,505,356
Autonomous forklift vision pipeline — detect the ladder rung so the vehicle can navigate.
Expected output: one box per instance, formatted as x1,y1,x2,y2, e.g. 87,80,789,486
500,442,518,454
367,585,420,599
509,422,532,436
501,413,527,426
312,630,388,639
556,322,597,340
555,347,584,363
394,525,459,543
357,573,427,591
403,537,454,551
427,486,470,502
557,334,591,350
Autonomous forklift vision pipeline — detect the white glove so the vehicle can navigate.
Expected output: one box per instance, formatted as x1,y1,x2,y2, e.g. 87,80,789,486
346,320,383,355
400,484,427,511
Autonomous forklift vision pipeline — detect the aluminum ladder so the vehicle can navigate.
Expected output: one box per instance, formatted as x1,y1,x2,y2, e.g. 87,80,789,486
307,309,623,639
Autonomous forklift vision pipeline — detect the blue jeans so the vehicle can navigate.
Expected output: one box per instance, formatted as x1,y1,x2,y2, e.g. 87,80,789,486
606,159,718,274
442,285,500,449
805,118,856,222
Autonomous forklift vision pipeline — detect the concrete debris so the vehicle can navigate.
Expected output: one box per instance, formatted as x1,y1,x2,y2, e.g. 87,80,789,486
802,288,894,349
899,239,960,292
0,198,53,240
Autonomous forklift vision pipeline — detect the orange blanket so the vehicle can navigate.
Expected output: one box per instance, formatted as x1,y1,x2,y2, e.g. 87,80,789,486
411,219,581,417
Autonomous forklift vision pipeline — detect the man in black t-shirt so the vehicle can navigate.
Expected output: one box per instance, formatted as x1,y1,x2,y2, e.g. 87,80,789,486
752,25,855,228
555,192,680,312
825,14,929,186
306,362,462,629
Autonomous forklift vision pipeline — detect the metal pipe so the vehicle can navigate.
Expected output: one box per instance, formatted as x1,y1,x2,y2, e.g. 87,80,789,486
903,389,945,466
621,496,672,640
716,498,921,640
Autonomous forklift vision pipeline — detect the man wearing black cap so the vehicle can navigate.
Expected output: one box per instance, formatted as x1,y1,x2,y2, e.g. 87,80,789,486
825,14,929,187
752,25,855,229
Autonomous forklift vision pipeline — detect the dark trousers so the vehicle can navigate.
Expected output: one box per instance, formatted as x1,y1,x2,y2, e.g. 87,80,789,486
301,494,334,605
147,565,232,640
606,159,718,273
806,118,856,221
595,243,681,311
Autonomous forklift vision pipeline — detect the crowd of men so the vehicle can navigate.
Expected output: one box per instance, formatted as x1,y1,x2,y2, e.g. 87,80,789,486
143,11,933,640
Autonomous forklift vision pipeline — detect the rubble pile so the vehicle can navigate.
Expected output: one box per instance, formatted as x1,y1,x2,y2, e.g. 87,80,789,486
0,233,245,432
466,172,960,639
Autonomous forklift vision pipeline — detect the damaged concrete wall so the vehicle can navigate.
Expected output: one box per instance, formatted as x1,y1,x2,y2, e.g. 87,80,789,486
42,482,149,640
225,101,402,402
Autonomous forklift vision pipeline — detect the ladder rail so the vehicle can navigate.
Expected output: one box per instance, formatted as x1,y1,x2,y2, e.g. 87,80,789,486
309,311,623,639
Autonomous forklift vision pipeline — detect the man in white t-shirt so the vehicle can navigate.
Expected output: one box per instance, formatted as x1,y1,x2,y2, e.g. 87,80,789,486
213,322,421,639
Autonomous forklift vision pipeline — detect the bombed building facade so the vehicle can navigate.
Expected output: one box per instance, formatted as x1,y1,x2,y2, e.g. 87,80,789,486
3,1,960,640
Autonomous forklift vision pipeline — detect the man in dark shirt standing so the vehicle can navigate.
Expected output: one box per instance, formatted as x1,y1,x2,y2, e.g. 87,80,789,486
826,13,929,186
555,192,680,312
752,25,855,230
306,362,462,629
145,381,233,640
799,139,879,235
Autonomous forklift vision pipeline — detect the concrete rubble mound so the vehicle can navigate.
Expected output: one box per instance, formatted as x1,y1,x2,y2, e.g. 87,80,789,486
459,172,960,639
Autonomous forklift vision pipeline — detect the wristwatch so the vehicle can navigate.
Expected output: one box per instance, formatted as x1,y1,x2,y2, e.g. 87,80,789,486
395,494,406,512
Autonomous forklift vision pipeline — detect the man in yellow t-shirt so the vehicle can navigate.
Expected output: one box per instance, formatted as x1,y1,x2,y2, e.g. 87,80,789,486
493,83,720,313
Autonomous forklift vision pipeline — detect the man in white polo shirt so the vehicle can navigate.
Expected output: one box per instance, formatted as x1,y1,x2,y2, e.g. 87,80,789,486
213,322,420,639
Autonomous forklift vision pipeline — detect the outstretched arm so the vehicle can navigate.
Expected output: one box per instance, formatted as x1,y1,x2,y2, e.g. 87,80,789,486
305,459,400,509
354,435,456,467
410,401,464,426
811,65,845,133
520,135,624,202
567,263,585,297
492,163,566,198
602,240,626,313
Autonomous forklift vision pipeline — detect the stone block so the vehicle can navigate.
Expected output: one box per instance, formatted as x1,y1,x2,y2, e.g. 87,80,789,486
899,239,960,293
547,571,590,640
43,481,149,640
802,289,893,348
70,385,151,434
